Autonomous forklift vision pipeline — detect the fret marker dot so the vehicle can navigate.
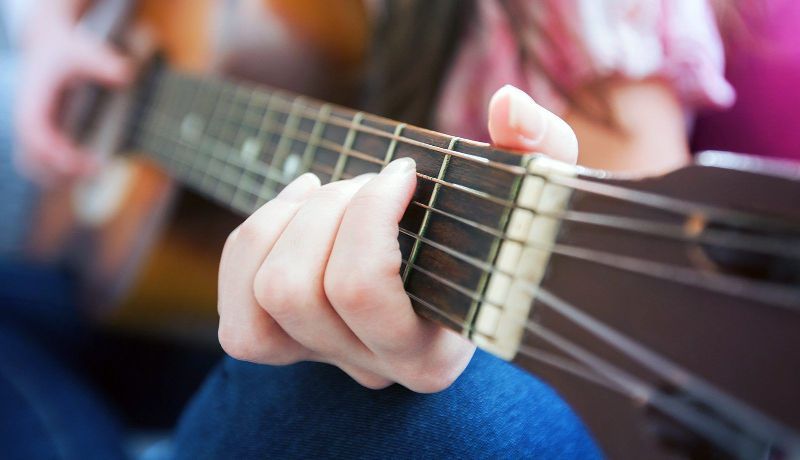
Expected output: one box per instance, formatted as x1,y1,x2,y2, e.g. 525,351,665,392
241,138,261,162
283,153,301,179
180,114,204,143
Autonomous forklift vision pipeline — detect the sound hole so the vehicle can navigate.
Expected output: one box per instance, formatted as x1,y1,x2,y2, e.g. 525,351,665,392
700,223,800,285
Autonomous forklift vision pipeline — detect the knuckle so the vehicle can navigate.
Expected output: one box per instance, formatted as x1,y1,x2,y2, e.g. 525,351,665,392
343,368,393,390
253,266,294,316
394,359,462,394
218,320,303,365
325,254,401,315
347,191,384,213
324,270,374,314
217,324,262,363
356,375,394,390
235,216,265,245
254,265,319,324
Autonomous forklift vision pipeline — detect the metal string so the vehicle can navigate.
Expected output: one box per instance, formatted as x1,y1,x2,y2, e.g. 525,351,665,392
161,71,800,233
134,94,800,311
134,86,800,263
405,290,797,459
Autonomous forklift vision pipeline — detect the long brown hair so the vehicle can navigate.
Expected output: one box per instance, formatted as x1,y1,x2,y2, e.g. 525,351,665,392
361,0,475,128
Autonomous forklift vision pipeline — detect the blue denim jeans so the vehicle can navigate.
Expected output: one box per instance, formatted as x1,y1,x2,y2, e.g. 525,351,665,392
0,259,600,459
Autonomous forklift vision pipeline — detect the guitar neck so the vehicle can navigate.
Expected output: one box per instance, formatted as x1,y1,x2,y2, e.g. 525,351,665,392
127,67,538,339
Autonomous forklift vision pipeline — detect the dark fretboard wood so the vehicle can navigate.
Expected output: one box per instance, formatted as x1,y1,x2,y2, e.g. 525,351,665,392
128,67,528,336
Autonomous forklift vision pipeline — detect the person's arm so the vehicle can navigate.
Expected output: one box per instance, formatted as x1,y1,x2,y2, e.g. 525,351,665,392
565,78,691,176
15,0,133,184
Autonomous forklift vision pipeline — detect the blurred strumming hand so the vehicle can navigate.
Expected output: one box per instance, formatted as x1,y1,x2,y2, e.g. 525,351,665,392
15,0,134,184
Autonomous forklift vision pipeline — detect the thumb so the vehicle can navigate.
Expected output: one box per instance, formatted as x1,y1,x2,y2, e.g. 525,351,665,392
488,85,578,165
67,32,134,87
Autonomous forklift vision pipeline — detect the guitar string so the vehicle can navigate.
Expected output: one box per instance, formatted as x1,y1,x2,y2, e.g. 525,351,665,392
530,287,800,447
170,71,800,233
134,91,800,263
147,75,800,262
405,290,796,458
406,248,799,453
134,77,796,454
141,114,800,314
135,105,800,311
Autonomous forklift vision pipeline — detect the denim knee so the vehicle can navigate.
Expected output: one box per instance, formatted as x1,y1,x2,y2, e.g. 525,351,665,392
175,349,600,459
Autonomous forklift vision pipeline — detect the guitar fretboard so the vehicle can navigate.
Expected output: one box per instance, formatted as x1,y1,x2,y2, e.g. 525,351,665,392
129,68,530,336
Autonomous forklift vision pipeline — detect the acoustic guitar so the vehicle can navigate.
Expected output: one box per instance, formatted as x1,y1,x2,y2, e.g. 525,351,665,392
30,1,800,458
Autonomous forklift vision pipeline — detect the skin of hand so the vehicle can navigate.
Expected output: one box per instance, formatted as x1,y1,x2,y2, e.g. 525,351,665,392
564,78,690,176
14,0,134,184
217,85,578,392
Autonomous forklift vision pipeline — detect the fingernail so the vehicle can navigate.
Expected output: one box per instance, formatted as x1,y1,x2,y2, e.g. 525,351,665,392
351,172,378,184
277,172,320,201
382,157,416,175
505,85,546,145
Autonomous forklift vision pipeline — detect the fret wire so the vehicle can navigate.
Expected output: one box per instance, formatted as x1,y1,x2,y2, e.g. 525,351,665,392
404,272,780,457
402,137,456,284
145,82,269,207
170,73,200,177
155,75,181,171
249,90,283,207
252,94,300,200
233,89,800,231
177,78,209,179
139,114,800,316
136,76,800,257
241,115,530,219
141,95,527,224
232,89,270,212
142,103,291,191
401,257,507,315
199,83,235,190
300,103,331,175
188,81,226,192
229,87,261,210
214,86,253,203
154,124,270,208
210,87,251,204
383,123,406,166
229,92,528,176
331,112,364,182
158,75,796,233
195,79,234,185
402,213,800,311
164,111,293,195
141,97,796,266
406,248,792,452
468,153,527,337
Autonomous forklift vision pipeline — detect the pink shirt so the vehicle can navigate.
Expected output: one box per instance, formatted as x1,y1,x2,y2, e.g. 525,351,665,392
692,0,800,161
434,0,735,142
